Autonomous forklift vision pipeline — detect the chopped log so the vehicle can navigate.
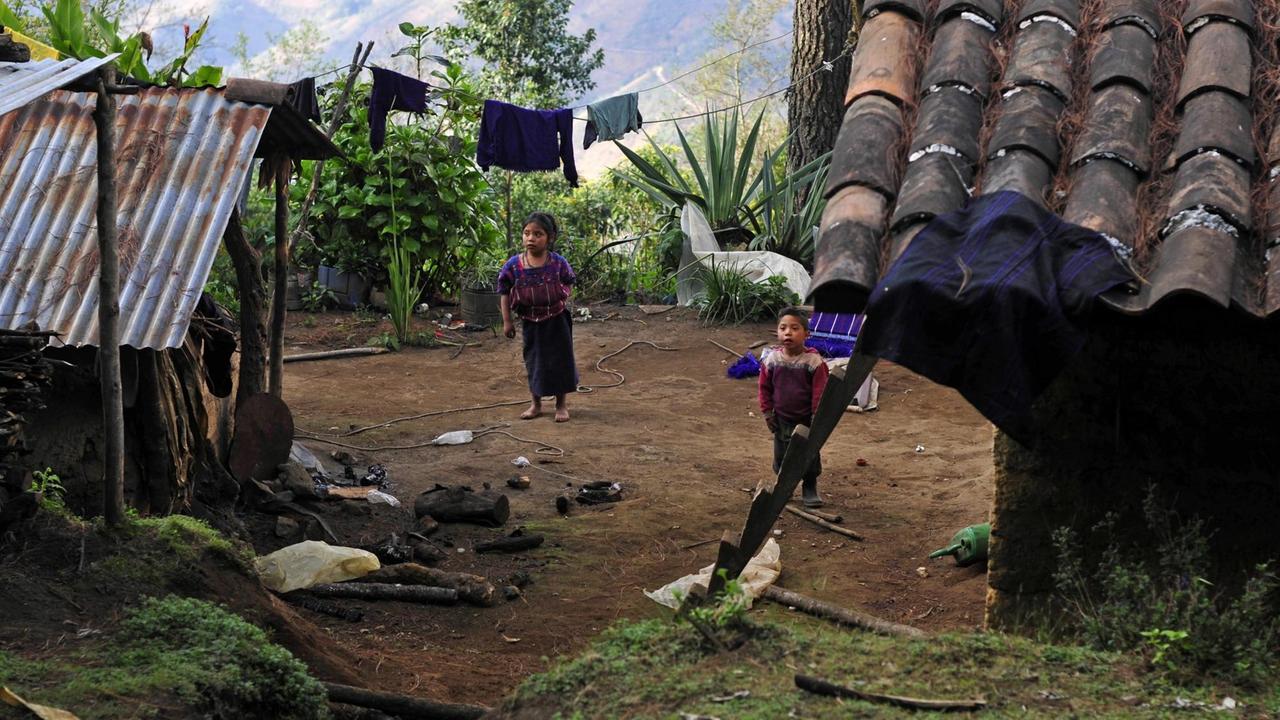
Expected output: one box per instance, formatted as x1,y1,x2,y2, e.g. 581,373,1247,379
324,682,487,720
284,594,365,622
795,674,986,711
783,505,864,540
283,347,390,363
355,564,496,607
764,586,926,638
474,533,543,554
305,582,458,605
414,485,510,526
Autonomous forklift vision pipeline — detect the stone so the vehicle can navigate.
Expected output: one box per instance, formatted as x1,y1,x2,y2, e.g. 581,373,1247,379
274,516,300,539
503,585,522,601
416,515,440,535
278,461,319,500
303,517,326,541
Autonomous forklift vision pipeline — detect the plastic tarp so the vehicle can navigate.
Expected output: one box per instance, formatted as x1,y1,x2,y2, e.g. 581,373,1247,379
253,540,380,593
644,538,781,609
676,203,811,305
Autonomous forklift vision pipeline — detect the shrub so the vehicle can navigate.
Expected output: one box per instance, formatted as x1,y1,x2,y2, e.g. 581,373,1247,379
692,262,798,325
1053,486,1280,687
117,595,328,719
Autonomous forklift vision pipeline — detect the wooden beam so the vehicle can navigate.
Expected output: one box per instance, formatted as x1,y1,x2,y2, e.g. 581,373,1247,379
268,156,290,397
94,65,126,526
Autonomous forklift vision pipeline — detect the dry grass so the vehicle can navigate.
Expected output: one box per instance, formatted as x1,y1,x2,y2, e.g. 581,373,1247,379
973,0,1027,195
1131,0,1190,264
1048,0,1106,215
1246,2,1280,305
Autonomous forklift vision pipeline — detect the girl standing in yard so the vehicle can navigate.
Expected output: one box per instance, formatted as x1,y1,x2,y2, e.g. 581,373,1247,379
498,212,579,422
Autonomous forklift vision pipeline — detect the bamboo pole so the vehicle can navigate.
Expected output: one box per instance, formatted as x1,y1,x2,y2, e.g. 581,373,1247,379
269,156,290,397
94,65,126,526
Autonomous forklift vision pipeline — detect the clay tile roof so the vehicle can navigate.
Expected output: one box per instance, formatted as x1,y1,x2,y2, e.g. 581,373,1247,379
812,0,1280,318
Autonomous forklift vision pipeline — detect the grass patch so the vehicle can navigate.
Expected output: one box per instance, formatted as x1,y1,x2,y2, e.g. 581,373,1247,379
0,596,327,720
508,605,1280,718
87,514,254,588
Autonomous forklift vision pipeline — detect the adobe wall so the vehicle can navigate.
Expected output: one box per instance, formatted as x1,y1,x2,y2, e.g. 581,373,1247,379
985,303,1280,630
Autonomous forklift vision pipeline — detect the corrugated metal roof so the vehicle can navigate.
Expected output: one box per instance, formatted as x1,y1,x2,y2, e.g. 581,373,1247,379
0,56,117,118
0,87,269,349
811,0,1280,319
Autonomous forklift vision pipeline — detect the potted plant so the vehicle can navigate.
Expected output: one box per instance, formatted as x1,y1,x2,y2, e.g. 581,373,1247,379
459,255,506,327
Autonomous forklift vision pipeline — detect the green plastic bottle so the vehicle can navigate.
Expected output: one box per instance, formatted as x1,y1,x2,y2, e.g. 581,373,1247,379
927,523,990,567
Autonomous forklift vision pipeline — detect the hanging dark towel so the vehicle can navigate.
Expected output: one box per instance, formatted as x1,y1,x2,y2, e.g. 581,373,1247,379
584,92,642,149
855,191,1134,446
369,67,431,152
477,100,578,187
286,76,321,123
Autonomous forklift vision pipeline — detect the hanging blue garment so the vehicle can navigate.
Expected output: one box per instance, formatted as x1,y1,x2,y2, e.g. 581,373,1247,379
369,67,431,151
477,100,578,187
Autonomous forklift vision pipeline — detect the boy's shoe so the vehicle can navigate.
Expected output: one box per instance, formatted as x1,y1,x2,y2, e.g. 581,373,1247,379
801,478,824,508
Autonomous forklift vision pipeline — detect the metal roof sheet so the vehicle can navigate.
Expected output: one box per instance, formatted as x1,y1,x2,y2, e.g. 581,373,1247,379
0,56,117,118
0,87,268,348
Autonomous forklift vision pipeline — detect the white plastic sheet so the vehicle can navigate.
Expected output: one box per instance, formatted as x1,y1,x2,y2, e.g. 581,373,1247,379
644,538,781,609
676,203,812,305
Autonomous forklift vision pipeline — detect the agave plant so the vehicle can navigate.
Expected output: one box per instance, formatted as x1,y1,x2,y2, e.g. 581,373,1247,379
745,154,831,269
613,109,770,247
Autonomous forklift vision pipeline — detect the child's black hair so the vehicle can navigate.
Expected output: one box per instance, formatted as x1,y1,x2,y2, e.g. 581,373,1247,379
777,306,810,326
522,212,559,240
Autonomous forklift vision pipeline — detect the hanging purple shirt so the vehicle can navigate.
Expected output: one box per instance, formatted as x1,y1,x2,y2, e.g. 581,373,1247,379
477,100,578,187
369,67,431,151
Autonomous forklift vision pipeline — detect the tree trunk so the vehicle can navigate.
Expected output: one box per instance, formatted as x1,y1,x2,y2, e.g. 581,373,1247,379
94,65,126,526
323,683,487,720
222,208,268,408
787,0,857,176
413,485,510,526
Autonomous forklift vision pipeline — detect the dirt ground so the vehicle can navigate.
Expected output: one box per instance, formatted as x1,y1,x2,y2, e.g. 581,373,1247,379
278,305,995,707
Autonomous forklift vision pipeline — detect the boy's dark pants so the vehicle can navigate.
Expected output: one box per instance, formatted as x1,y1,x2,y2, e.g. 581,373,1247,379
772,417,821,481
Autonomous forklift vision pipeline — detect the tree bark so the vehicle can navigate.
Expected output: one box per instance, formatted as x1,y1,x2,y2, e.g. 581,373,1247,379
787,0,857,175
413,485,510,526
222,208,268,407
94,65,126,526
269,157,290,397
323,683,487,720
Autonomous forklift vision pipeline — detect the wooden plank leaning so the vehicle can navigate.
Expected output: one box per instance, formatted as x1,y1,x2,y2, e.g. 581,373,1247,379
702,352,878,598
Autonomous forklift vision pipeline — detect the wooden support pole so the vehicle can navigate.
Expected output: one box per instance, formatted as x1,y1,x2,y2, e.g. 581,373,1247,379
94,65,126,526
764,586,925,638
268,156,290,397
324,682,487,719
222,208,268,405
283,347,389,363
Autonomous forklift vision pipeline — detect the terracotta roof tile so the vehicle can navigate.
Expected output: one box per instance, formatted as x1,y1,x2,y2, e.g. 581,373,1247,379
814,0,1280,317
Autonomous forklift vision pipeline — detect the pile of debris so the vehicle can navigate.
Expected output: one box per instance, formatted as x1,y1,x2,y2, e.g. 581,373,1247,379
0,327,54,463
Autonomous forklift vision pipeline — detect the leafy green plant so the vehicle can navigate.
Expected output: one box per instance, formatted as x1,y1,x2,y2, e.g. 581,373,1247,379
383,155,423,346
1,0,222,87
368,331,399,351
300,281,336,313
29,467,65,511
685,572,750,630
692,260,798,325
1054,486,1280,687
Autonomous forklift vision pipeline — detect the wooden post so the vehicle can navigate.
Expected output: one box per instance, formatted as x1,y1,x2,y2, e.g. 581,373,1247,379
94,65,126,525
223,208,268,404
268,156,290,397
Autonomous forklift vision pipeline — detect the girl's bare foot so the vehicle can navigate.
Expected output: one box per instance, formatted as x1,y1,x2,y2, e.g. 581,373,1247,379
554,406,570,423
521,403,542,420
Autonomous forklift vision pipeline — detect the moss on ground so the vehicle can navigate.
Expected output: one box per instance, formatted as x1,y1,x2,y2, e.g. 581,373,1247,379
508,604,1280,719
0,596,327,720
86,513,255,588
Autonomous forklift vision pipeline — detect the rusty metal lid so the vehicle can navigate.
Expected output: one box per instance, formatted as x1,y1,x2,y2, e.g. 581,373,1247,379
229,393,295,485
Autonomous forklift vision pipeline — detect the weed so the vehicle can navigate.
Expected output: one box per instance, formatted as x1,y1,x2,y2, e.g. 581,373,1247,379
692,261,798,325
368,331,400,351
1054,486,1280,687
682,571,750,631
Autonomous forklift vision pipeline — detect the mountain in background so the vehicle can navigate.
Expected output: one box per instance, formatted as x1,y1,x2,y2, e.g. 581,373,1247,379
136,0,792,177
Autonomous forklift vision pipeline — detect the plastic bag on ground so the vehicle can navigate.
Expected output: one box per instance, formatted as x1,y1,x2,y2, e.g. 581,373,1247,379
644,538,781,609
432,430,474,445
254,540,380,593
367,490,401,506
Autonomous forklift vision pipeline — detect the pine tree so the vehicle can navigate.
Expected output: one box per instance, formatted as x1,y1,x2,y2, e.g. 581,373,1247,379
787,0,858,174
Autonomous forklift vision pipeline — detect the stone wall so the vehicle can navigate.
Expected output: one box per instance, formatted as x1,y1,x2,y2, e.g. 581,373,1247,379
986,302,1280,630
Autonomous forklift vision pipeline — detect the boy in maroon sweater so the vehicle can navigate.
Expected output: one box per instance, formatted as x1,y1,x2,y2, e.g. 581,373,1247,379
759,307,830,507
